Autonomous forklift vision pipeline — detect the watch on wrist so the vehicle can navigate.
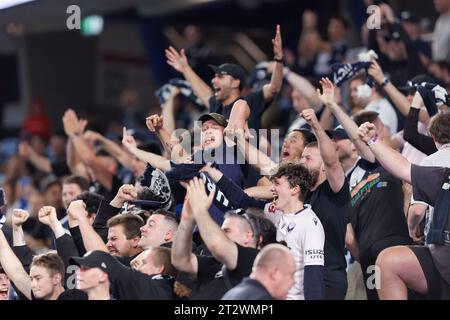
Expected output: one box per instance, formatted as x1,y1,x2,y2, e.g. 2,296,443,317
366,136,378,146
380,77,390,87
274,56,284,63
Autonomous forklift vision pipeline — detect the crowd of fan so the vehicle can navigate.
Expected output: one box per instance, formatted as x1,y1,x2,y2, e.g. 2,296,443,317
0,1,449,300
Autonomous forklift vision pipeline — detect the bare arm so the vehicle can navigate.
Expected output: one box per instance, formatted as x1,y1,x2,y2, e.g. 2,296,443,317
160,87,179,134
357,122,412,183
122,128,171,171
18,142,51,173
345,224,359,261
244,185,273,200
165,46,212,109
12,209,30,247
368,60,430,123
67,200,108,253
302,108,345,192
284,68,322,110
85,131,134,171
38,206,66,239
171,198,198,278
407,203,427,242
187,177,239,270
0,229,32,299
262,25,284,102
318,78,376,162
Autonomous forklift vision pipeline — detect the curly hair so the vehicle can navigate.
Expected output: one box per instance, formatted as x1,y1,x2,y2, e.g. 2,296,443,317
270,163,314,201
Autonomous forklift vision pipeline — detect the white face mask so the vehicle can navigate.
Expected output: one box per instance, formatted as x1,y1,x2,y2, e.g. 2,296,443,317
356,83,372,103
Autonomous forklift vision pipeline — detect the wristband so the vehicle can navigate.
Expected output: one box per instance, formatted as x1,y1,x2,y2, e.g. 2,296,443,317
274,56,284,64
366,136,378,146
380,77,390,87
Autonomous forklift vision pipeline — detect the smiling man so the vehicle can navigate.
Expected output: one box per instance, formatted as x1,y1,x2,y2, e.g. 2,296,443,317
201,163,325,300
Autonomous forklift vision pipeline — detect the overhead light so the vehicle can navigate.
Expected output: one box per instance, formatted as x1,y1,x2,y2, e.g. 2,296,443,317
81,15,104,37
0,0,35,10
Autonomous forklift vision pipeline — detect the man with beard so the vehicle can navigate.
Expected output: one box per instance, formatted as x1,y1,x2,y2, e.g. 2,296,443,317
165,25,284,131
319,77,412,300
298,107,351,300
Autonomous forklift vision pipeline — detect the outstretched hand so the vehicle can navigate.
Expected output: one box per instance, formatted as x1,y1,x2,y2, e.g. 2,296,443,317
316,77,336,107
186,177,215,216
122,127,137,150
272,24,283,60
165,46,189,73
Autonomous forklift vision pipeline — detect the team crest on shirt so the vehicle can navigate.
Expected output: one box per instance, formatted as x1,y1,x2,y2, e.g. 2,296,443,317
286,222,296,233
313,218,318,226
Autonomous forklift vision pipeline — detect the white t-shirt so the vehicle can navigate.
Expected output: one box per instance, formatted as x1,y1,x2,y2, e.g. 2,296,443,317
263,202,325,300
365,98,398,135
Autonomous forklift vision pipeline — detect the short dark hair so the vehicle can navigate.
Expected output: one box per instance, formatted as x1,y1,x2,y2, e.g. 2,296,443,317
31,252,65,285
74,191,104,217
107,213,144,239
152,209,179,228
270,163,314,201
330,15,348,29
292,129,317,145
62,175,89,191
429,112,450,145
353,110,379,127
152,247,178,278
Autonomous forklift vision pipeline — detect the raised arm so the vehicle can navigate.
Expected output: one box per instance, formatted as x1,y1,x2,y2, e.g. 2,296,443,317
200,164,267,210
122,127,171,171
171,197,198,278
301,108,345,192
187,177,240,270
67,200,108,253
84,130,134,170
262,25,284,102
18,142,52,173
11,209,30,247
368,60,430,123
318,78,376,162
358,122,411,183
63,109,113,190
403,92,437,155
0,229,32,299
283,69,322,111
165,46,213,109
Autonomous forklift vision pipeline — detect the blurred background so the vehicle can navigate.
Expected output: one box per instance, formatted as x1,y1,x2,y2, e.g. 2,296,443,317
0,0,441,137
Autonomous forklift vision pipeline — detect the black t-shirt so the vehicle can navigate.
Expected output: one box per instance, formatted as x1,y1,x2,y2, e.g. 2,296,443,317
411,165,450,283
347,159,410,252
209,89,269,131
221,277,273,300
31,289,88,300
90,175,124,201
98,252,175,300
304,180,349,288
190,244,259,300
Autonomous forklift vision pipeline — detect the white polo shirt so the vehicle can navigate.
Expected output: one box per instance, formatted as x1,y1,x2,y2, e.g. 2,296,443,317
263,202,325,300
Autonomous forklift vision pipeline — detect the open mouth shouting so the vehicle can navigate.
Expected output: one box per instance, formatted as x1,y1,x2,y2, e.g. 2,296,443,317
0,287,9,300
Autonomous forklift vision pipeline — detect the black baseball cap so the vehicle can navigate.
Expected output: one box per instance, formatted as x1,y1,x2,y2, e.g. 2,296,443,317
70,251,109,272
326,126,350,140
209,63,246,89
198,113,228,127
399,74,436,92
